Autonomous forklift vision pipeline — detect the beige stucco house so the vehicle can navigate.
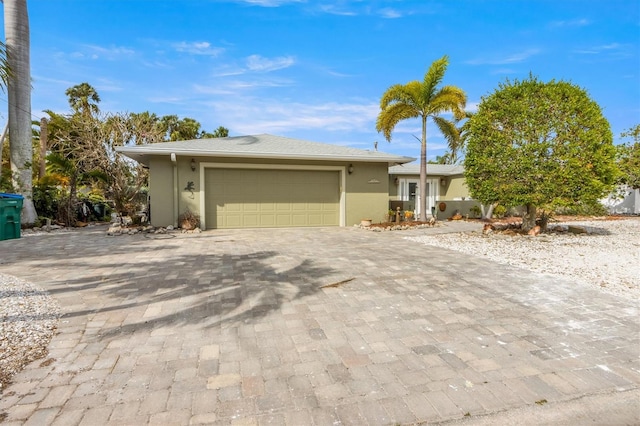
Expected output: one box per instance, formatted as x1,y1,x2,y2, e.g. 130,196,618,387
117,134,414,229
388,163,479,220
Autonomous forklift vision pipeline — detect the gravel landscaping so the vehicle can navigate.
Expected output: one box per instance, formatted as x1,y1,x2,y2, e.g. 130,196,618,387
408,217,640,298
0,273,60,389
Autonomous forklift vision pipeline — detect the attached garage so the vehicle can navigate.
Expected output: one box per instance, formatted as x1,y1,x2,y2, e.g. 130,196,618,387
116,134,413,230
204,167,341,229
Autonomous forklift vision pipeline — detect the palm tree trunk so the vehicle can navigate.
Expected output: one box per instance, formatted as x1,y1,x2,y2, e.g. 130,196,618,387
4,0,37,224
419,115,428,221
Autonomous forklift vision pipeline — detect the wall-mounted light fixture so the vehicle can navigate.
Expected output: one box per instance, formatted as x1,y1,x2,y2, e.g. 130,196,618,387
394,177,399,186
190,158,196,172
440,177,447,186
348,164,354,175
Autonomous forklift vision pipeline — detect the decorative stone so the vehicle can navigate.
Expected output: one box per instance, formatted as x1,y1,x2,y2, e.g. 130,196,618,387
568,225,587,234
527,225,541,236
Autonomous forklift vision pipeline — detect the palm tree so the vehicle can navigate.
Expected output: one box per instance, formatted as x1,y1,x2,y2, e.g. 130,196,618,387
376,55,466,221
0,40,11,88
3,0,38,223
432,111,474,164
66,82,101,116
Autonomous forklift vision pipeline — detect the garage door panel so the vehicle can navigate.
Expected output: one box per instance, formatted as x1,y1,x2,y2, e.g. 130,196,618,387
260,215,276,227
206,168,339,229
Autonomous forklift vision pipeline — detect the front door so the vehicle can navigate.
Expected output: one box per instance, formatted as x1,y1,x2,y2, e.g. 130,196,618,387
400,179,418,214
400,178,439,216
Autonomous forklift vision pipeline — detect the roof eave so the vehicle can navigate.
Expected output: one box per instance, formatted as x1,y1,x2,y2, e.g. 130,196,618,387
116,147,415,166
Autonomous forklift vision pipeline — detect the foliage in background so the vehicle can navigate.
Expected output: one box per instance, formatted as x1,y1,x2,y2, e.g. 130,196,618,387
32,175,63,220
464,76,617,231
432,111,474,164
33,82,228,225
616,124,640,190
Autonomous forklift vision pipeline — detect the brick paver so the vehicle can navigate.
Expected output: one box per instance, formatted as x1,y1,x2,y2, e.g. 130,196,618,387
0,222,638,424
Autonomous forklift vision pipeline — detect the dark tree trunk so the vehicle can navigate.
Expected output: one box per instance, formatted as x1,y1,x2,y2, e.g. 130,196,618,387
522,203,537,232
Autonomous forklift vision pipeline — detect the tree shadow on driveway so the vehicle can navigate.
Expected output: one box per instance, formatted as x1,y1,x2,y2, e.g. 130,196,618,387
1,229,346,343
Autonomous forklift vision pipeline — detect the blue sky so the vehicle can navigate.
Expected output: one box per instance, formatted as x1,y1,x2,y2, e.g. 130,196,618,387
2,0,639,161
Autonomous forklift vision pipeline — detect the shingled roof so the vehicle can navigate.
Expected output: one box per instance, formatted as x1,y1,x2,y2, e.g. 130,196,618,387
117,134,414,166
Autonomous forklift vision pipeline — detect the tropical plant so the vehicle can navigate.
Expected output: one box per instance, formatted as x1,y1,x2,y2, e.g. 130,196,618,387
66,82,101,117
158,115,227,141
469,205,481,218
207,126,230,139
32,175,64,220
617,124,640,190
0,40,10,88
464,76,617,231
376,55,466,221
45,152,108,225
433,111,474,164
4,0,38,223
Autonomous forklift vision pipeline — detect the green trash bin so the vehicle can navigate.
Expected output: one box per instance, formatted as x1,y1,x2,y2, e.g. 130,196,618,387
0,193,24,241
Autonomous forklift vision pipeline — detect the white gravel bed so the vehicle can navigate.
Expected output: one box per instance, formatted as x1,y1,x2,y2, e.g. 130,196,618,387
408,218,640,298
0,273,60,389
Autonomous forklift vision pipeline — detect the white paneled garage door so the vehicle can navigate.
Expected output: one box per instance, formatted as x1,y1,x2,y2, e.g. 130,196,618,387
204,168,340,229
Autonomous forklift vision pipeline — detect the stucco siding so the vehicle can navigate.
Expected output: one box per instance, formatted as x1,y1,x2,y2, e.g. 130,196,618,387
345,163,390,225
148,155,392,229
441,176,470,200
179,157,201,218
148,156,175,227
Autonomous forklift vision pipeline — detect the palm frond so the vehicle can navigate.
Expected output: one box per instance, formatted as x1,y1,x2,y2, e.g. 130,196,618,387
376,103,419,141
422,55,449,102
0,41,11,92
380,83,419,109
45,152,76,175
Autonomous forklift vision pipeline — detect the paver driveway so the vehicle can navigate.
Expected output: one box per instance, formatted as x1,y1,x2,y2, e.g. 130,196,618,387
0,223,638,425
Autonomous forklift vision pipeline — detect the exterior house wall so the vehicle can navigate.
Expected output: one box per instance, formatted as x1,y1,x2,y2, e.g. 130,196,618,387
345,162,390,225
388,175,400,200
434,175,481,219
440,176,468,200
388,172,480,219
148,156,175,227
148,155,390,228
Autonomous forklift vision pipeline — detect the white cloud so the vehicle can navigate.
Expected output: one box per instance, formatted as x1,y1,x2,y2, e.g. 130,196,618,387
549,18,591,28
379,8,402,19
490,68,518,75
212,65,247,77
94,78,124,92
246,55,295,72
574,43,623,54
318,4,357,16
193,78,293,95
205,98,378,134
173,41,225,56
146,96,186,104
236,0,305,6
466,48,541,65
82,44,135,60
